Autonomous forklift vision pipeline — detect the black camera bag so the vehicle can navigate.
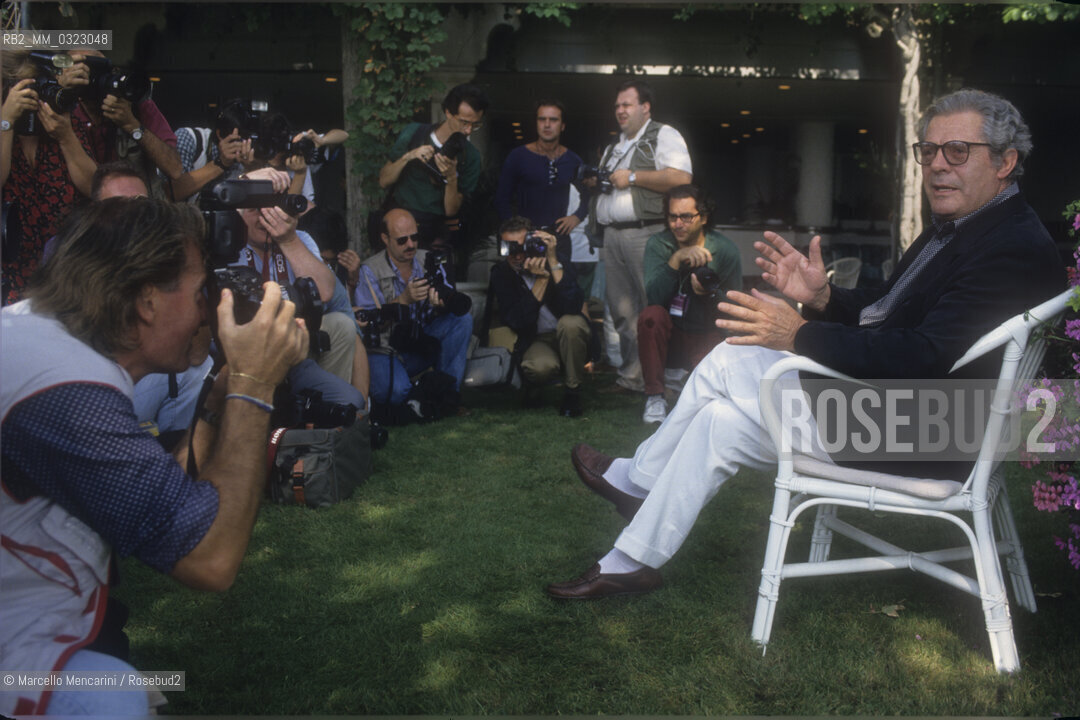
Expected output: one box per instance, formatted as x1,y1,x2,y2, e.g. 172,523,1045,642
266,418,372,508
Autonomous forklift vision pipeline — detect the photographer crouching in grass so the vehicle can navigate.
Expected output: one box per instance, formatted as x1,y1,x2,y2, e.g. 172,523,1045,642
0,198,307,716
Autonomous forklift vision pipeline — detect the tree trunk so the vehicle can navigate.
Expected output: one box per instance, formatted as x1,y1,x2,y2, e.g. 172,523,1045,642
341,15,371,258
893,5,923,254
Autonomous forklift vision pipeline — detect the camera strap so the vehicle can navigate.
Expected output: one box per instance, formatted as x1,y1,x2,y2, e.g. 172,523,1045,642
240,241,289,283
361,271,399,407
184,351,225,481
363,272,383,310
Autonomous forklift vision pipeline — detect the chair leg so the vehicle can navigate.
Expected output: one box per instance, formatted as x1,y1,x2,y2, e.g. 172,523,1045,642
808,504,836,563
992,485,1037,613
972,505,1021,672
752,478,797,650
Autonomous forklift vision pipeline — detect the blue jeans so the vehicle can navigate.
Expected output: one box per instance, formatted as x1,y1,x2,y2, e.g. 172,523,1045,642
370,312,472,405
287,357,365,411
43,649,151,715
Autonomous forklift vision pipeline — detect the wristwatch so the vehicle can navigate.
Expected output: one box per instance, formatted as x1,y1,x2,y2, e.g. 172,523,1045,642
628,171,637,186
130,126,145,141
0,120,11,132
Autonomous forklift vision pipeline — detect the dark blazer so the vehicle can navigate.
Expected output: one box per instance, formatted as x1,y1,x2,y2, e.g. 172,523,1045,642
794,193,1065,480
796,193,1064,381
489,250,586,356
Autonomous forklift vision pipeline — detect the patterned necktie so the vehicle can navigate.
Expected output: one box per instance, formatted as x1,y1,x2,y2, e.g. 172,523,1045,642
858,184,1018,328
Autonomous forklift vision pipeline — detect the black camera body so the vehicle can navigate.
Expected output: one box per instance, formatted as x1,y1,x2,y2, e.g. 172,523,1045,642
522,232,547,258
214,101,261,142
575,165,614,194
275,388,358,429
691,266,721,295
289,136,321,165
249,113,321,164
15,53,81,136
499,232,547,260
199,179,308,266
421,132,467,185
198,179,324,352
356,304,408,350
81,55,151,105
423,251,471,317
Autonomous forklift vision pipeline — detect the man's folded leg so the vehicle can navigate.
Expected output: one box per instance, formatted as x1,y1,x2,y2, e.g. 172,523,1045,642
426,311,474,390
547,343,789,600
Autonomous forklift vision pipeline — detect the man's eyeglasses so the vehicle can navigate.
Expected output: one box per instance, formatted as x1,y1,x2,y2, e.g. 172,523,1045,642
912,140,993,166
547,158,558,186
667,212,700,224
452,114,483,131
393,233,419,246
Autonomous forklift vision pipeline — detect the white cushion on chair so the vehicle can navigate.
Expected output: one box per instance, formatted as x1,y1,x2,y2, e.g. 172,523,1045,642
792,456,963,500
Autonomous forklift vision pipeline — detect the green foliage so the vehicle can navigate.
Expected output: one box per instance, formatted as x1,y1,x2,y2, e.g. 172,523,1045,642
798,3,863,25
1003,2,1080,23
336,2,448,213
521,2,579,28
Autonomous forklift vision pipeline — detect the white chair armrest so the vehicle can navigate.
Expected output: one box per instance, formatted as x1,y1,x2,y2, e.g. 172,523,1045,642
758,355,873,458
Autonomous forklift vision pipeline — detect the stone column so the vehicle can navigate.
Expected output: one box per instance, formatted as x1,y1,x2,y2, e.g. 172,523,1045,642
794,121,835,229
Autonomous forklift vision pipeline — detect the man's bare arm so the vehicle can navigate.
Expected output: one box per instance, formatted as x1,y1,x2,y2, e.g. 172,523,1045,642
170,286,307,591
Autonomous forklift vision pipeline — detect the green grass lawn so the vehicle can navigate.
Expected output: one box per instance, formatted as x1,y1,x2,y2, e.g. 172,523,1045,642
117,374,1080,715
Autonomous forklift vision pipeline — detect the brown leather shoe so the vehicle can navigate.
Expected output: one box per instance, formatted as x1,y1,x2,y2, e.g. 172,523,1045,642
545,563,663,599
570,443,644,521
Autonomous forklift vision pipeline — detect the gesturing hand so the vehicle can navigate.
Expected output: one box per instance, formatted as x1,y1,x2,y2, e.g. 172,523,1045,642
754,231,830,312
715,289,807,352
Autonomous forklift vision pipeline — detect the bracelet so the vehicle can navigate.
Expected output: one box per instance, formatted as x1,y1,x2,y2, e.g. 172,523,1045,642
226,393,274,413
230,371,275,387
213,157,229,171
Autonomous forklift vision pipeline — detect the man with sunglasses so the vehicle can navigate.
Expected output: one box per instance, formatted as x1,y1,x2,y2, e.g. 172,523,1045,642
547,88,1064,600
378,84,489,254
355,208,473,417
638,184,741,424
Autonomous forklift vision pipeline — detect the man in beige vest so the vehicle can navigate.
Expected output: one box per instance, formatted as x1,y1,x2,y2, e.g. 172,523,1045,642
587,80,693,393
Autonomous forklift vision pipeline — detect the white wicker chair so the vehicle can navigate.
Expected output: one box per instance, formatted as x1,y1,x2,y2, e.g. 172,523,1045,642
825,257,863,289
751,289,1071,673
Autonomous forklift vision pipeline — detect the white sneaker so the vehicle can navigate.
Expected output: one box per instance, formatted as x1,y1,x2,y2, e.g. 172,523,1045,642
642,394,667,424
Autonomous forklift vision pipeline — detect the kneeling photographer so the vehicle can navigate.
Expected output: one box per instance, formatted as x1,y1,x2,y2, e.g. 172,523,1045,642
209,168,367,418
489,217,590,417
1,197,308,716
637,184,742,424
354,208,472,422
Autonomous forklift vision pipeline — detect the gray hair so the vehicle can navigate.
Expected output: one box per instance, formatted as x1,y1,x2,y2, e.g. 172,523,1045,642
917,89,1032,179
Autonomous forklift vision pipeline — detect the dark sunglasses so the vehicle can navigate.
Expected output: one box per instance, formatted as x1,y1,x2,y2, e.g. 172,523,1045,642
392,233,419,246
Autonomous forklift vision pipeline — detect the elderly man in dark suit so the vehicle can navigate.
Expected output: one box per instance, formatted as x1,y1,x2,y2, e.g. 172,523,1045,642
548,88,1065,600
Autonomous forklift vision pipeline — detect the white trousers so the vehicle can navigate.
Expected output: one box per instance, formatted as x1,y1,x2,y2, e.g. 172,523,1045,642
615,343,819,568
